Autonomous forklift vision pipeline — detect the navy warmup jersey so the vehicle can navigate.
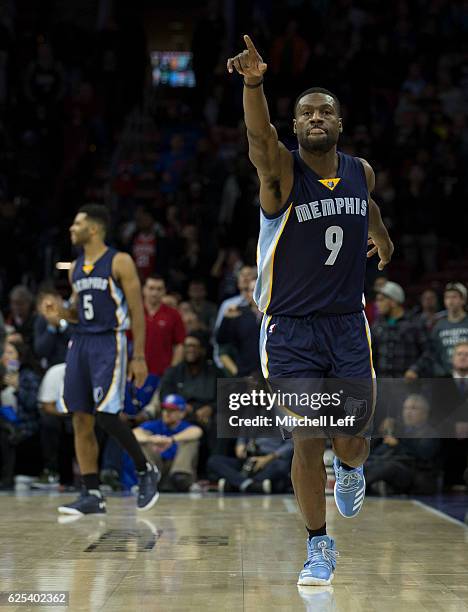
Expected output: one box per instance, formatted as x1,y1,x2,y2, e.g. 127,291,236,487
72,247,130,333
254,150,369,317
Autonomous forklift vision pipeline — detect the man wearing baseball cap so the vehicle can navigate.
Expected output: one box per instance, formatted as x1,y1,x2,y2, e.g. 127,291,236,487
134,394,203,492
372,281,429,379
377,281,405,306
408,282,468,378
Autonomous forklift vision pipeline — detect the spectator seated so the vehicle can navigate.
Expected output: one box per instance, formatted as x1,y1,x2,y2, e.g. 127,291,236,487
207,436,293,494
366,394,441,496
133,394,202,492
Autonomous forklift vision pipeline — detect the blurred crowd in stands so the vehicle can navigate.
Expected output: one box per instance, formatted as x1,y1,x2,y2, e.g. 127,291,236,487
1,0,468,497
1,273,468,498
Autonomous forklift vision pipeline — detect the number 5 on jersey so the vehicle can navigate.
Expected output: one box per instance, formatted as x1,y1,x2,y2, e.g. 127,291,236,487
83,294,94,320
325,225,343,266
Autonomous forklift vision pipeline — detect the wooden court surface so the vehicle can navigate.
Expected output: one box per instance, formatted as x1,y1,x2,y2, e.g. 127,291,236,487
0,492,467,611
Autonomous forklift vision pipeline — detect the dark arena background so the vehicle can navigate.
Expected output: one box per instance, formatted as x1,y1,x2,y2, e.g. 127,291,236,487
0,1,467,611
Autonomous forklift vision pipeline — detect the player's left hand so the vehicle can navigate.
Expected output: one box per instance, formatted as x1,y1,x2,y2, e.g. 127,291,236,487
367,237,394,270
128,358,148,388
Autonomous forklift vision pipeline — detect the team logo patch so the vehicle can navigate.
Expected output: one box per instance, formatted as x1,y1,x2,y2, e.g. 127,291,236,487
82,264,94,275
318,177,341,191
93,386,104,404
344,397,367,419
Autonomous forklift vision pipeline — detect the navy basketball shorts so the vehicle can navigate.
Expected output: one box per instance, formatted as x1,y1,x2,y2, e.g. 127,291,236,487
259,312,376,438
59,331,127,415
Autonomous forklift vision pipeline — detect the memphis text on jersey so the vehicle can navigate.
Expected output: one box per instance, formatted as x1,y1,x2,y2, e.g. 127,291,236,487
295,197,367,223
73,277,109,292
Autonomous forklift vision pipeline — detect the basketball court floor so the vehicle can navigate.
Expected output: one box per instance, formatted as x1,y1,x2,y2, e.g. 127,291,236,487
0,491,467,611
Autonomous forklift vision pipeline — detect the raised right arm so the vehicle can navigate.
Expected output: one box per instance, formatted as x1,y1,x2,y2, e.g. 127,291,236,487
227,35,293,215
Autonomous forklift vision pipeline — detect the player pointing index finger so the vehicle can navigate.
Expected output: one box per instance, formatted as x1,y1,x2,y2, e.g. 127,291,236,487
226,33,394,587
227,34,267,76
243,34,261,58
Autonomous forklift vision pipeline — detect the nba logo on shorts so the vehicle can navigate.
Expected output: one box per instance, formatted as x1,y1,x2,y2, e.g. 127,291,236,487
344,397,367,419
93,386,104,404
268,323,277,334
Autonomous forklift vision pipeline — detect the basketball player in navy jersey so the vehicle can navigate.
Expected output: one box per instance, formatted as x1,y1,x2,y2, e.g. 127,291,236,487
44,204,159,515
227,36,393,585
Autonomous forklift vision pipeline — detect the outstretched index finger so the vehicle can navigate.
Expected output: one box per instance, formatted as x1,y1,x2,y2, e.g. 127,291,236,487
243,34,258,55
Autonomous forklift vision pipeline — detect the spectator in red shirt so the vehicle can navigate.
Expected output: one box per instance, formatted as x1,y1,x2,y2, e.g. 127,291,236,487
143,274,186,377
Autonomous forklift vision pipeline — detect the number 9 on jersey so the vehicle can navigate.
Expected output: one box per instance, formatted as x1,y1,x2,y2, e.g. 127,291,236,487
325,225,343,266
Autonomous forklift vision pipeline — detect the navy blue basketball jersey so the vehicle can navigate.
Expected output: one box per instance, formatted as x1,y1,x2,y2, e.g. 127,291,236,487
72,248,130,333
254,150,369,317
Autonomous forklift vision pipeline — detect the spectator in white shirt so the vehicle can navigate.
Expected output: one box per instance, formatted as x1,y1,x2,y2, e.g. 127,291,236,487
213,265,256,368
35,363,74,487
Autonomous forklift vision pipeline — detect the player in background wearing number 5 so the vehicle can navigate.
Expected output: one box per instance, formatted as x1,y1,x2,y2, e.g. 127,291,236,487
227,36,393,586
43,204,159,516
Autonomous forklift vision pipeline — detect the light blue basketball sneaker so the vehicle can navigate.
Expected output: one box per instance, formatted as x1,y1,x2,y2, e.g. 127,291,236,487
333,457,366,518
297,535,339,586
